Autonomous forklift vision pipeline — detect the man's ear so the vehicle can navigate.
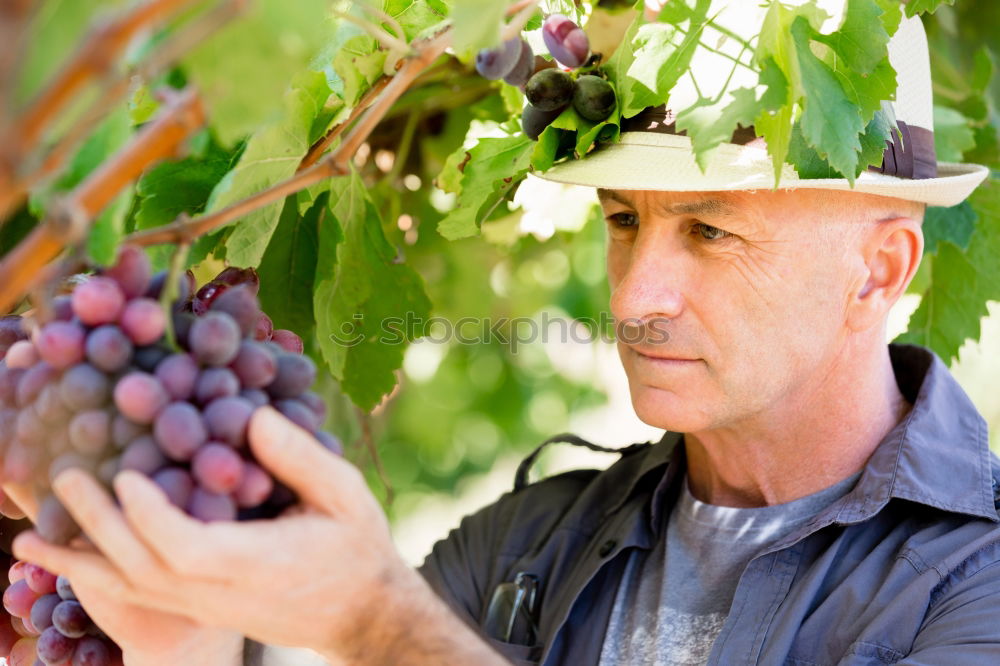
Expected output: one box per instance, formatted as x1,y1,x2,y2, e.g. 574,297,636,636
846,217,923,332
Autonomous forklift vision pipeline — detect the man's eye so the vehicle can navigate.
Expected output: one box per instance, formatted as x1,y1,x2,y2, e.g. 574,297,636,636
607,213,638,228
694,223,730,241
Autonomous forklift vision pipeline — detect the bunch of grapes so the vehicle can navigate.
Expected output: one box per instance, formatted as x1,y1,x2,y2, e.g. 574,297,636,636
474,14,617,141
0,245,342,544
1,557,119,666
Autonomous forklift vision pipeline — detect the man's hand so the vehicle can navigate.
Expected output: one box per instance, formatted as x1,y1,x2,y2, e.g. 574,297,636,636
12,407,507,664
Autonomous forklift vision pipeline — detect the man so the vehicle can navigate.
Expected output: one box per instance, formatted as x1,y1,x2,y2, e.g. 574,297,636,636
8,6,995,666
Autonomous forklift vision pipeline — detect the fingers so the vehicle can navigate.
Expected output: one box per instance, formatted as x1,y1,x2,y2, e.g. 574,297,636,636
13,530,136,602
2,481,38,522
247,407,369,516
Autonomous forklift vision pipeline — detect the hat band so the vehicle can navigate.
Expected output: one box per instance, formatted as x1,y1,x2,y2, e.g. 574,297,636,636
620,107,938,180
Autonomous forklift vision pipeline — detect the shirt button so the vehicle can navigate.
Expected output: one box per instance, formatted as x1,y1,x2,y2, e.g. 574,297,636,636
599,539,617,557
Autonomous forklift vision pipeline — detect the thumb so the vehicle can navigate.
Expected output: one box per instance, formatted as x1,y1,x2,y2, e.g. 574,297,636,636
247,406,368,516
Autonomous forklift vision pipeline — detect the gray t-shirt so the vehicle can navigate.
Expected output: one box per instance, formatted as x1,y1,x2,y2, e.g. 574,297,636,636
598,471,861,665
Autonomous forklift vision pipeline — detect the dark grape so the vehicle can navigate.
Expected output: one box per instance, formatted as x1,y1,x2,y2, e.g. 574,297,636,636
214,267,260,292
0,366,24,404
210,285,260,336
275,399,320,432
145,269,194,302
194,367,240,405
153,402,207,461
30,594,61,631
192,443,244,494
103,245,152,299
36,495,80,546
152,467,194,509
5,340,39,369
521,103,565,140
542,14,589,68
503,39,535,87
253,313,273,341
171,310,195,349
59,364,111,412
85,326,133,374
72,635,111,666
112,372,168,425
0,315,27,355
154,353,199,401
36,322,86,370
51,601,90,638
120,436,167,475
37,625,78,663
71,278,125,327
189,312,241,366
51,295,74,322
132,344,170,373
234,462,274,508
23,565,57,596
572,74,617,121
475,38,522,80
119,298,166,346
267,353,316,399
230,340,277,388
56,577,76,602
203,396,254,447
525,69,576,112
187,488,236,522
3,580,38,618
191,282,227,316
270,329,303,354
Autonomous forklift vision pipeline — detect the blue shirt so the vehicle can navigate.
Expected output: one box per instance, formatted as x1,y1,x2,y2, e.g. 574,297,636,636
419,344,1000,665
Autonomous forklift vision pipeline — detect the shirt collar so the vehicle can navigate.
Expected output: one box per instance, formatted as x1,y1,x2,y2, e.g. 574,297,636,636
641,343,998,534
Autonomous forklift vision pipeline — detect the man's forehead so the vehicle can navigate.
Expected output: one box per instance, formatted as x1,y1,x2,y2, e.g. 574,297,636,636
595,188,743,219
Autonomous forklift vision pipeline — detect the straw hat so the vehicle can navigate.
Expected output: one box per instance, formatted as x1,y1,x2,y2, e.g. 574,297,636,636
536,4,989,207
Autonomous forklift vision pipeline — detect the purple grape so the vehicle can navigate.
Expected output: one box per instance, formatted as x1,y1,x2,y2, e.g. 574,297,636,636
542,14,589,68
192,443,244,494
23,565,57,596
0,366,24,405
5,340,39,369
210,285,260,337
253,313,273,341
203,396,254,447
503,39,535,87
36,322,86,370
270,329,303,354
525,69,575,112
120,435,167,475
275,399,320,432
104,245,152,298
16,362,56,407
0,407,16,442
34,385,69,426
113,372,169,424
299,391,327,424
48,453,97,484
0,315,27,355
186,488,236,522
97,456,120,485
132,344,170,373
230,340,277,389
3,579,38,619
316,431,343,456
110,415,146,449
154,353,199,401
152,467,194,509
153,402,207,461
59,364,111,411
51,295,74,322
37,625,77,663
68,409,111,455
234,462,274,508
29,594,61,631
71,277,125,327
56,577,76,602
194,367,239,405
71,636,110,666
16,407,46,444
266,354,316,399
36,495,80,546
85,326,133,373
51,601,90,638
240,388,269,407
188,312,241,366
171,310,195,349
145,269,195,302
475,37,522,79
119,298,166,346
4,440,42,482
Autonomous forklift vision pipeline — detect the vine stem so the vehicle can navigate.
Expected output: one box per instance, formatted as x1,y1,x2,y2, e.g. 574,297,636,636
355,407,394,506
160,239,191,349
126,27,453,247
0,88,205,313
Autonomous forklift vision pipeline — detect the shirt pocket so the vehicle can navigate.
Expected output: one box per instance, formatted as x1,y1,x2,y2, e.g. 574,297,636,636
485,637,543,665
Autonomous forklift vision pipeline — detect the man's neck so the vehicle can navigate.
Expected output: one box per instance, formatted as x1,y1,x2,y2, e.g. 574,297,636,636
683,340,912,508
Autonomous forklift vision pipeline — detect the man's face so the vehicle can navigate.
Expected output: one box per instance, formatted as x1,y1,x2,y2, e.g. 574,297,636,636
599,188,896,433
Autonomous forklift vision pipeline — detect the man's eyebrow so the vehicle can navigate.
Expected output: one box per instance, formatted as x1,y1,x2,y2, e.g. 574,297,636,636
596,189,739,218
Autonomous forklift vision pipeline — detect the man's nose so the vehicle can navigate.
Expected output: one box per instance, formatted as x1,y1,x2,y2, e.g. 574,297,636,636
609,234,686,325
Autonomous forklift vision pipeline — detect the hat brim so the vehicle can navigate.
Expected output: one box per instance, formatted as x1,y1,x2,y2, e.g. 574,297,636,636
534,132,990,208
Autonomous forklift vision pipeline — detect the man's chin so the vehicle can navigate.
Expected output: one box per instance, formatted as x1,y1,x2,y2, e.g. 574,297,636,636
628,385,715,433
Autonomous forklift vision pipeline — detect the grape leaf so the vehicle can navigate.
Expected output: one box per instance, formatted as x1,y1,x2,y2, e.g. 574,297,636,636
814,0,891,76
904,0,956,18
384,0,448,41
787,107,896,179
437,135,535,240
314,171,431,410
332,34,388,107
923,202,977,255
897,179,1000,362
208,70,332,267
933,106,976,162
790,17,865,184
449,0,506,57
257,193,322,336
